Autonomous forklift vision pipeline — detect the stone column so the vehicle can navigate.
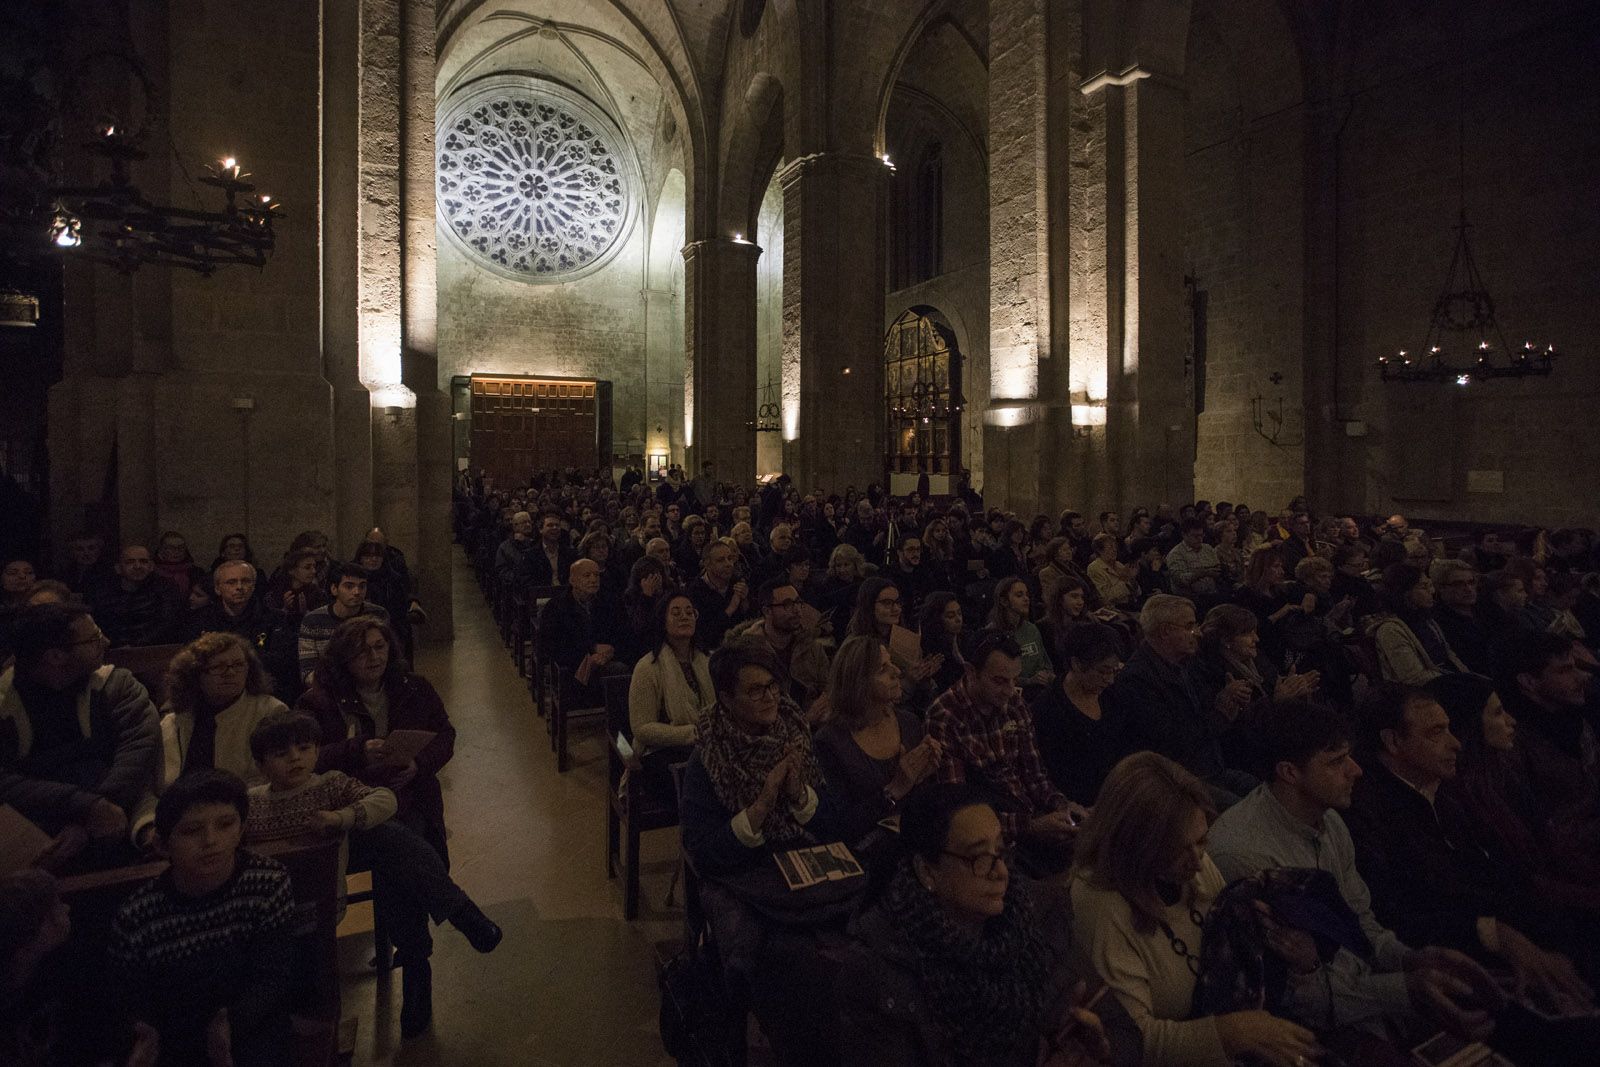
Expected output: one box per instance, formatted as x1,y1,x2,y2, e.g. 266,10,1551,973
1079,69,1193,514
778,152,887,491
683,237,760,484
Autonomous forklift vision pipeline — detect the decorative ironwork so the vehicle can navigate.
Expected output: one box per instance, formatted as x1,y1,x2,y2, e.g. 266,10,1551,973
755,375,781,433
436,78,634,282
885,309,962,475
33,53,281,275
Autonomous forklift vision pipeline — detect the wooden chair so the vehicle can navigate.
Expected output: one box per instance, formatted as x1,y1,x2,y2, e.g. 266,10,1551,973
604,672,682,919
106,642,186,706
58,836,343,1067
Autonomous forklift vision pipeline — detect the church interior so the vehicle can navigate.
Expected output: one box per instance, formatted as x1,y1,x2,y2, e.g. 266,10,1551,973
3,1,1600,1065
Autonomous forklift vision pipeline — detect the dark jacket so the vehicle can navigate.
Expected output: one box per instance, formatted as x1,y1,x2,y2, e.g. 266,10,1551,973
1031,683,1124,808
1435,607,1494,676
0,665,160,831
1104,645,1232,787
297,673,456,844
1343,760,1512,954
494,536,536,587
90,575,185,648
678,750,846,878
836,881,1142,1067
185,599,299,698
687,576,750,650
538,588,624,675
519,540,577,587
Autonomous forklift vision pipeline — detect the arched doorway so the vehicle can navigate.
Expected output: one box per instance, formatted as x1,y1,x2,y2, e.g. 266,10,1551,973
884,307,962,495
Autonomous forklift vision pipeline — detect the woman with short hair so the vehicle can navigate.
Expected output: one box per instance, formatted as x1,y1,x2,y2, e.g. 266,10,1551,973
838,782,1140,1066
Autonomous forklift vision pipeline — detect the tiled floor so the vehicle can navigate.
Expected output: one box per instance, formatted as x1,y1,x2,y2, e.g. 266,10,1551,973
340,552,681,1066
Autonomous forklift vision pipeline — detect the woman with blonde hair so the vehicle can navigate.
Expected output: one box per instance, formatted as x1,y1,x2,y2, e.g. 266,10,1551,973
1071,752,1322,1067
159,631,287,788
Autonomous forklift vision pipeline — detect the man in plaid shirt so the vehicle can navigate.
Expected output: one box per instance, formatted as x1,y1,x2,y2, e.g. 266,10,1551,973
926,631,1085,871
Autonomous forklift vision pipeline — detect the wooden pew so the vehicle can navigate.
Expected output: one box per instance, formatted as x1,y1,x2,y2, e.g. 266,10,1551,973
106,642,187,706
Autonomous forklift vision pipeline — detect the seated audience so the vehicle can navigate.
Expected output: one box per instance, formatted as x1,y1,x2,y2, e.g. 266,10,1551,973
1428,672,1600,920
1070,752,1321,1067
728,579,829,713
62,532,114,597
1086,534,1136,609
679,641,843,876
686,541,751,650
296,563,390,682
244,711,499,1039
1430,559,1494,674
1103,595,1257,808
927,631,1080,874
812,636,940,851
1,603,158,862
673,515,711,582
523,511,576,587
815,544,868,637
620,556,668,662
1491,631,1600,855
297,617,457,862
627,592,711,800
1343,683,1594,1001
262,548,328,627
837,782,1139,1067
493,510,536,588
1165,517,1223,600
186,560,297,695
1478,568,1531,634
1209,698,1508,1041
987,576,1055,691
155,632,287,791
538,558,625,709
1033,622,1126,808
1128,538,1168,603
208,532,256,577
152,531,208,605
1233,545,1299,669
88,544,184,648
1365,564,1465,685
108,770,294,1067
1187,603,1319,773
916,590,968,697
881,536,930,616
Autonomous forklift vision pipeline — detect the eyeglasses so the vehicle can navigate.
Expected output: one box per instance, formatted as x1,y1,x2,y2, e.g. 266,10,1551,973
667,607,699,619
766,599,801,610
740,681,782,703
69,627,108,648
203,660,250,677
942,849,1006,878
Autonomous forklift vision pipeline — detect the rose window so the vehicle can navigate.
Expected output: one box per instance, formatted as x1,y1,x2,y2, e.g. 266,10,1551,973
436,80,634,281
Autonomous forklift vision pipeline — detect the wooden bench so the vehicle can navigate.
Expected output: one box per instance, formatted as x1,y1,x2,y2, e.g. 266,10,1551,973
106,642,186,706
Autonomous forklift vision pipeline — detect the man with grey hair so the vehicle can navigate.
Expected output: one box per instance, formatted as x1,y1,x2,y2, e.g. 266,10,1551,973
1104,593,1258,808
185,559,299,693
1430,558,1492,674
494,510,535,587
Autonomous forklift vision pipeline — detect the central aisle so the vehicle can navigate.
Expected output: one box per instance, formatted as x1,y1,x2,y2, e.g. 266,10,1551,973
341,551,680,1066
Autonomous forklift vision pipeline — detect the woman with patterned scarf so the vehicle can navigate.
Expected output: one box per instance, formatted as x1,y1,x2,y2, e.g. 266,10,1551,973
837,782,1141,1067
680,641,840,876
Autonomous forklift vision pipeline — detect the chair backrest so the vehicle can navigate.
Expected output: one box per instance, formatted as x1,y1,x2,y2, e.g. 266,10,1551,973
604,670,633,742
106,643,186,705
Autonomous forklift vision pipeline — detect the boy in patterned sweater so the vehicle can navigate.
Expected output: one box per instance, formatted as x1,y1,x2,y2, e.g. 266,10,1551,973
245,711,502,1039
108,769,295,1067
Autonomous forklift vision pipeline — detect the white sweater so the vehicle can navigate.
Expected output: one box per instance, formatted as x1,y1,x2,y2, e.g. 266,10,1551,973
627,645,712,754
159,691,288,789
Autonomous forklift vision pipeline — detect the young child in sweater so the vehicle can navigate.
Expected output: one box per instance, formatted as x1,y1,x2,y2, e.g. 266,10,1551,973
245,711,502,1039
244,710,396,915
108,769,295,1067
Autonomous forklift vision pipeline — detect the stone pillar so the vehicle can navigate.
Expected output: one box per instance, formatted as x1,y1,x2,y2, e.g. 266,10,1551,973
683,237,760,484
778,152,887,491
985,0,1074,519
1079,69,1193,514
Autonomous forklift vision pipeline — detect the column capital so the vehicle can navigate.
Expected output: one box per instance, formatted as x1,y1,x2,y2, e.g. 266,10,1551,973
775,150,894,190
1078,64,1184,95
681,236,764,261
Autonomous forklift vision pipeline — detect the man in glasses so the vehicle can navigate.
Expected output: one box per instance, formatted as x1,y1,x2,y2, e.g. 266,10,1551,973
186,560,298,696
0,602,160,867
728,580,829,715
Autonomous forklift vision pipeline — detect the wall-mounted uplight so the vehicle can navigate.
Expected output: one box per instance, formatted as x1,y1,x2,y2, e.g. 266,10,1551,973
1070,403,1108,428
732,232,750,244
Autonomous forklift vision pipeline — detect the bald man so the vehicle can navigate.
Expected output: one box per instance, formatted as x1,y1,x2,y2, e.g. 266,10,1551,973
536,557,626,709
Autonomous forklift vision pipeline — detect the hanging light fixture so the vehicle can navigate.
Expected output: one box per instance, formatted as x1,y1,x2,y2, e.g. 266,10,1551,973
35,52,282,275
1378,45,1557,386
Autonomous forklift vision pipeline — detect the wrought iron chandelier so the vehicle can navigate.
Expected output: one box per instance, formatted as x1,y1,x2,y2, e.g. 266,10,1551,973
1377,51,1556,385
754,375,782,434
39,53,281,275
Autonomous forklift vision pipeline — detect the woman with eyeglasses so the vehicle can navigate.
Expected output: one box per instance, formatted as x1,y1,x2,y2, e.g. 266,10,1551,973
157,631,286,789
627,593,711,802
1071,752,1321,1067
1032,623,1125,808
838,782,1140,1067
296,617,457,864
848,577,943,700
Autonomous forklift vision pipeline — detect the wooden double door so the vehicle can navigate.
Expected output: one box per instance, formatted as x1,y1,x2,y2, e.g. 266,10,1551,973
469,376,599,487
